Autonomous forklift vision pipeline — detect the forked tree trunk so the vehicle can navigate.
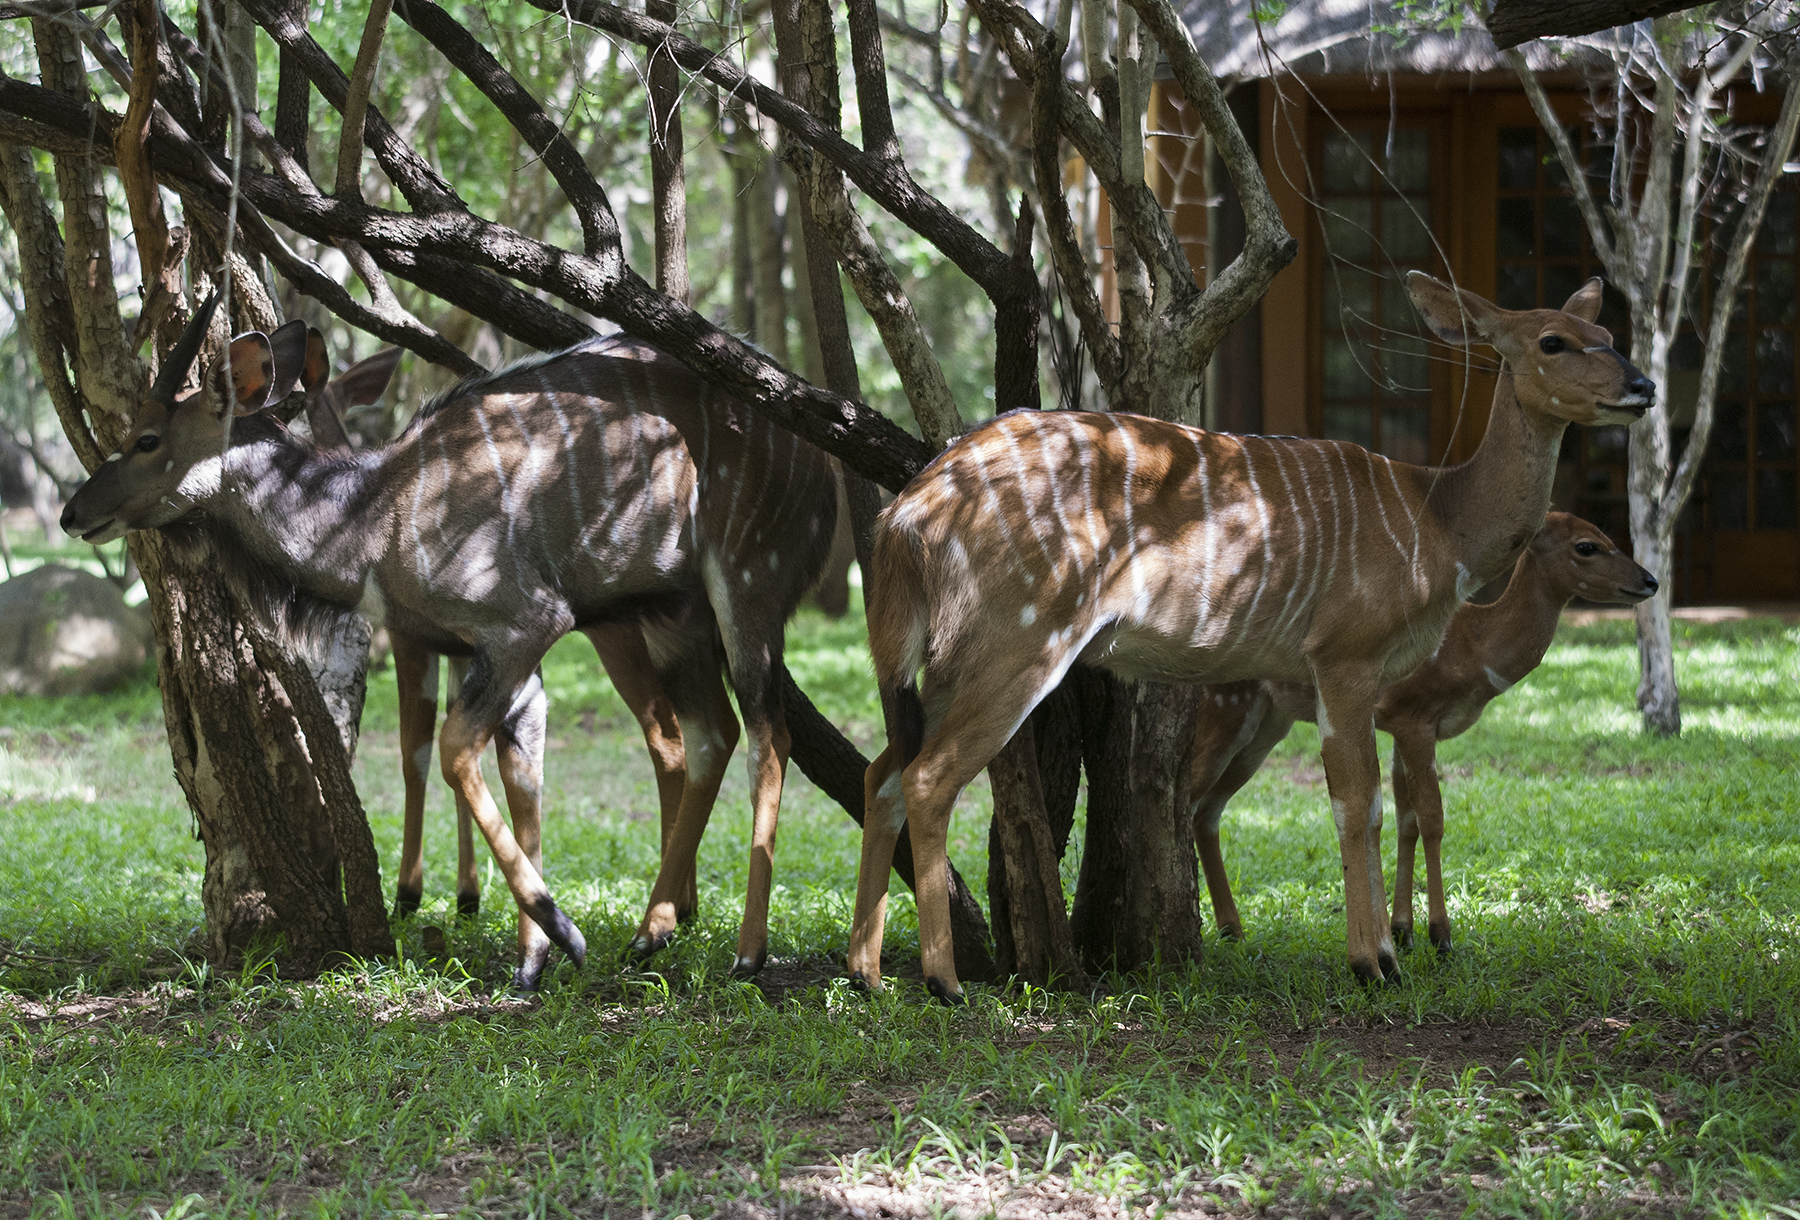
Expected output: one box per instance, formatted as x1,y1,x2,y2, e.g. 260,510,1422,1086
0,18,389,975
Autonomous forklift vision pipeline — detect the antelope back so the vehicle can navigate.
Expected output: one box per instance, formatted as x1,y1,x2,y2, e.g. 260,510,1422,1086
377,337,836,635
62,296,295,545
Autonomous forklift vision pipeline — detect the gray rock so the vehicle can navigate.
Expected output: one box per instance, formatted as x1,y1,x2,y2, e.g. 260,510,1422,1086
0,564,152,696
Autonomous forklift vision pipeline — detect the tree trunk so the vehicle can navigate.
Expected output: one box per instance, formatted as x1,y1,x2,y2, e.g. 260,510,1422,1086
646,0,687,302
1070,671,1205,974
987,680,1084,982
1631,519,1681,735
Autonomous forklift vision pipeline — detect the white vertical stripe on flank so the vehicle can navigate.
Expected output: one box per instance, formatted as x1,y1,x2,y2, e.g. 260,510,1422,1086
1117,423,1147,620
1067,422,1107,585
1261,442,1308,647
1000,423,1059,571
412,433,434,580
1312,448,1341,612
1328,444,1363,594
1229,437,1275,652
536,373,590,556
1186,433,1215,641
1379,456,1427,589
1361,449,1412,571
967,441,1035,579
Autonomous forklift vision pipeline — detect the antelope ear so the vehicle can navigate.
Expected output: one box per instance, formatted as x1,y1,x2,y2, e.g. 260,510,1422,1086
266,319,310,400
1406,271,1500,346
227,332,277,414
302,327,332,396
1561,277,1604,323
335,346,403,407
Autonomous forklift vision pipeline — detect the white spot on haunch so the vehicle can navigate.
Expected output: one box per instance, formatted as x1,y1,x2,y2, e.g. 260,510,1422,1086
1485,666,1514,693
1551,397,1561,406
1020,605,1036,626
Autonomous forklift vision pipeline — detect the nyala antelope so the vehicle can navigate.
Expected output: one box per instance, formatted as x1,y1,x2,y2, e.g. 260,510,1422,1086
295,335,692,934
1188,511,1656,954
63,295,836,988
852,273,1654,1001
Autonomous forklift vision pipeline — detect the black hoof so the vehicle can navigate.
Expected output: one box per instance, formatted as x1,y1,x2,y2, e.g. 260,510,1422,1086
729,951,767,979
1430,924,1454,956
848,971,872,993
512,960,545,992
1392,922,1415,952
393,886,422,919
627,928,674,961
1379,950,1402,984
1219,922,1243,942
456,891,480,919
925,976,966,1006
676,904,698,926
1352,959,1385,986
524,896,586,969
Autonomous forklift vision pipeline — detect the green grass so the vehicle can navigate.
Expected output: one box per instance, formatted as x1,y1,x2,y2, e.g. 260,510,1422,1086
1,591,1796,1218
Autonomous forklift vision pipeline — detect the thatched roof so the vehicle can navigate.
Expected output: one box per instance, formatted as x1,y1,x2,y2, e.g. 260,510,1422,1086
1179,0,1603,79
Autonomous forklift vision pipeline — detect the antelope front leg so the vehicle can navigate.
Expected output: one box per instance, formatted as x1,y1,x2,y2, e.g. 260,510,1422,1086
440,697,586,972
1392,729,1451,954
847,746,905,991
1313,668,1399,984
391,637,439,918
496,671,554,989
447,657,481,917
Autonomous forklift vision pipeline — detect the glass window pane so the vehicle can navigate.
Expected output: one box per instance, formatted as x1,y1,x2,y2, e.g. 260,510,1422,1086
1323,406,1373,448
1756,329,1795,396
1497,197,1536,258
1542,196,1583,258
1380,277,1415,328
1322,130,1374,192
1756,470,1797,530
1756,190,1795,255
1497,128,1538,191
1496,264,1537,310
1715,400,1748,462
1543,265,1584,311
1755,259,1796,327
1380,407,1430,464
1384,335,1432,393
1381,196,1433,262
1757,402,1796,462
1323,198,1374,263
1323,335,1370,397
1386,129,1431,194
1710,472,1748,530
1324,269,1374,325
1720,332,1747,395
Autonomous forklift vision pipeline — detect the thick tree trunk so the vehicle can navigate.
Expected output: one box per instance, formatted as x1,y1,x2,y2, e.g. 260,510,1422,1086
1070,672,1205,974
646,0,687,302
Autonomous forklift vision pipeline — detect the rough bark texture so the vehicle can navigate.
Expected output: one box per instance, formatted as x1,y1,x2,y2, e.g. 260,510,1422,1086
1487,0,1698,49
646,0,687,302
1069,673,1205,973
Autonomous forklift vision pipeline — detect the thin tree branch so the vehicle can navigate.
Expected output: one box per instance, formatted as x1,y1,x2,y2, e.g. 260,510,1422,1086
1508,46,1623,279
334,0,392,199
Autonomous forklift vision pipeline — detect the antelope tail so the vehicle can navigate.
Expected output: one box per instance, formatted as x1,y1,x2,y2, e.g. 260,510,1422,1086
868,520,929,769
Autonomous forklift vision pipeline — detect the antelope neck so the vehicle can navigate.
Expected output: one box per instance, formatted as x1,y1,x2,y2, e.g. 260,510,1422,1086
208,431,391,607
1425,365,1566,585
1459,547,1566,684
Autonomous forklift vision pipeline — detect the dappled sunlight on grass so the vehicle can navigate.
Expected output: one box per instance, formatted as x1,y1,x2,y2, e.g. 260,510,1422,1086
1,612,1796,1216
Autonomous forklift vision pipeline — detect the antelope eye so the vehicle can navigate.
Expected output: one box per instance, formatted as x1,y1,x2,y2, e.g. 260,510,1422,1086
134,433,161,454
1575,541,1600,556
1539,335,1566,354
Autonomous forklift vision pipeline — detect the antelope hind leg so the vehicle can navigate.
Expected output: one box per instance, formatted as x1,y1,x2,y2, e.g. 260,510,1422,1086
496,670,555,989
848,745,906,992
447,657,481,918
439,676,586,971
1394,730,1452,954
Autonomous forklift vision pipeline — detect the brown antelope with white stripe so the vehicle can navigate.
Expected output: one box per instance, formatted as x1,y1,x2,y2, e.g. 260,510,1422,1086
62,297,836,988
851,273,1654,1001
296,336,691,929
1187,511,1656,954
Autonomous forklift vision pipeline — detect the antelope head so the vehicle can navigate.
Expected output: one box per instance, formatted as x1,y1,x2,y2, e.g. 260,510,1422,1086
1532,511,1658,605
1406,272,1655,427
299,328,403,452
61,295,306,544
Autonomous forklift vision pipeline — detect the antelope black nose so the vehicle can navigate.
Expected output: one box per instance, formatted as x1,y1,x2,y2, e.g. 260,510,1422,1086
58,502,77,535
1642,572,1659,594
1627,376,1654,399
